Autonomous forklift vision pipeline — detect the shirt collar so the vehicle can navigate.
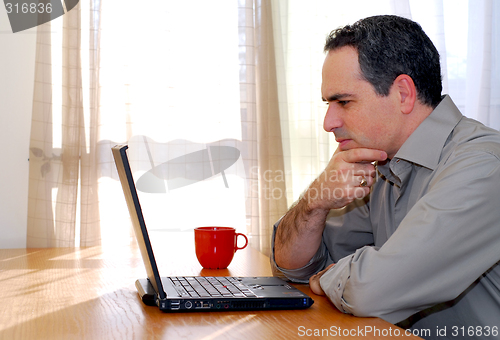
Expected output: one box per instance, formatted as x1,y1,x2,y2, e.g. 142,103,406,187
392,95,463,171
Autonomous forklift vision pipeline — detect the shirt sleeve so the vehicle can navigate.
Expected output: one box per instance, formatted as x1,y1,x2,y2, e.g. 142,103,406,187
320,150,500,324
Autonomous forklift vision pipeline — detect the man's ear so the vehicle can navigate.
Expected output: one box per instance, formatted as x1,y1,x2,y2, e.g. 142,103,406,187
394,74,416,114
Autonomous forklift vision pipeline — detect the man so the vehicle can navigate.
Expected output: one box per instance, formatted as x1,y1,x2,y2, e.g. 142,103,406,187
272,15,500,338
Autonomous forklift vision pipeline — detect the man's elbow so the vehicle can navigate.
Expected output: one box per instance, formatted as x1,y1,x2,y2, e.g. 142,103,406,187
337,291,418,324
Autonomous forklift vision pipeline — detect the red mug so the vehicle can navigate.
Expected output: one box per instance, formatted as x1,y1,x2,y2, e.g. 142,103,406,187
194,227,248,269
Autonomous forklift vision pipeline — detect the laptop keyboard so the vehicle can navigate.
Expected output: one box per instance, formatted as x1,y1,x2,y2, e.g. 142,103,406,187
170,277,257,298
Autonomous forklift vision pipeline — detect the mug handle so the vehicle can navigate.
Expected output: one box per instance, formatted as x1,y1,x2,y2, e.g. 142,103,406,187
235,233,248,251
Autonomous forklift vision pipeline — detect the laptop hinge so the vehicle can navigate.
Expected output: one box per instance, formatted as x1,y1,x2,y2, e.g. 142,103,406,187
135,279,157,306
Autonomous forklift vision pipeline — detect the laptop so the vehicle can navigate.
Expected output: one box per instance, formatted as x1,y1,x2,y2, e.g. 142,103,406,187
112,145,314,312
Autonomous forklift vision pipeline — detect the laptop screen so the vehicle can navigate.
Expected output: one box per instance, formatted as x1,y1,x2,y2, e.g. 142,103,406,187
112,145,166,300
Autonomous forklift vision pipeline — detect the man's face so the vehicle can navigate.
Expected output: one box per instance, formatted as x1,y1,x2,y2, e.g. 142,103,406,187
321,46,403,158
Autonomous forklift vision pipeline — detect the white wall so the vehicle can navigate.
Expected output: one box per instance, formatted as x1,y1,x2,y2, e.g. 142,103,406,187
0,9,37,248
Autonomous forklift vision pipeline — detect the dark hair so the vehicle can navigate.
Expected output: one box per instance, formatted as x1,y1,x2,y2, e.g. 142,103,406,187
324,15,442,108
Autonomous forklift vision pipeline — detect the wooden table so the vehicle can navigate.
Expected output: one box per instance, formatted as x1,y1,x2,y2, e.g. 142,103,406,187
0,232,420,339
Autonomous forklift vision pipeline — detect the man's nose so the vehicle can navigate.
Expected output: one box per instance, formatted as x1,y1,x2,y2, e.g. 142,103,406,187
323,104,342,132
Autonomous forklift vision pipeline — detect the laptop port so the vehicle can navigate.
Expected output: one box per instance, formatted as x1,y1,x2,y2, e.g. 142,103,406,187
185,301,193,309
170,300,180,310
194,301,211,309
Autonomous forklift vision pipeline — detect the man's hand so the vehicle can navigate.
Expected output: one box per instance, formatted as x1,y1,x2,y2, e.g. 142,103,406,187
274,147,386,270
309,264,335,295
305,147,387,211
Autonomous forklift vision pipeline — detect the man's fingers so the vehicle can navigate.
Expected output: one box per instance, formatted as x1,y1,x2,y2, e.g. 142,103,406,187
341,148,387,164
309,275,325,295
309,264,335,295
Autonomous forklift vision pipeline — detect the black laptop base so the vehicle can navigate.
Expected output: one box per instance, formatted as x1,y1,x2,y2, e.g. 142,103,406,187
136,278,312,312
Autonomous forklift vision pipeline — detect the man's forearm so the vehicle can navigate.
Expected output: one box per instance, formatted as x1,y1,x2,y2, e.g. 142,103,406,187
274,148,384,270
274,197,329,269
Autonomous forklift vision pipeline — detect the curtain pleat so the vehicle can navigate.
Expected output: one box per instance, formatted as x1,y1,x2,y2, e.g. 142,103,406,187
254,0,288,256
27,1,102,247
27,19,56,247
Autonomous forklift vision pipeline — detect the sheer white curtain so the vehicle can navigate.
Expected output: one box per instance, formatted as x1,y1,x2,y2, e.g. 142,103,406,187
27,0,499,253
27,0,101,247
464,0,500,128
409,0,500,129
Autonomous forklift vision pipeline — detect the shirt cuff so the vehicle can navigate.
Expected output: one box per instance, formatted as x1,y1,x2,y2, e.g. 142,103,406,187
319,253,354,314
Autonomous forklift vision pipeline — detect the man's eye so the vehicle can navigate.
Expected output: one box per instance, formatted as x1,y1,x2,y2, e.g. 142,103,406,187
338,100,350,106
